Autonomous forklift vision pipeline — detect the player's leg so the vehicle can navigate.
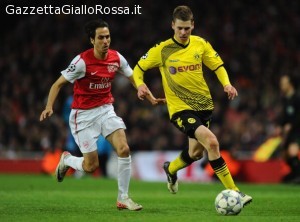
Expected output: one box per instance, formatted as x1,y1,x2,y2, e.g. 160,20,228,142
106,128,142,211
55,139,99,182
194,125,252,206
169,138,203,174
100,105,141,210
164,111,208,193
106,128,131,200
194,125,238,189
56,107,101,182
164,138,204,193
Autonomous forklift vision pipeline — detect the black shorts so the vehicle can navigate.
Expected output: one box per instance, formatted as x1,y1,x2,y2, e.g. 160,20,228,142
170,110,212,139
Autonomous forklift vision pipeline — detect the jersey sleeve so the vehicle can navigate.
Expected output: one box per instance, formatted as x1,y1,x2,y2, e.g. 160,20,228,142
61,55,86,83
137,44,162,71
133,44,162,87
215,66,231,86
202,41,224,71
116,52,133,77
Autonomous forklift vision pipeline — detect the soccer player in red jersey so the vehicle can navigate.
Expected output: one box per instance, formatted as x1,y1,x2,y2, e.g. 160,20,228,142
40,19,142,211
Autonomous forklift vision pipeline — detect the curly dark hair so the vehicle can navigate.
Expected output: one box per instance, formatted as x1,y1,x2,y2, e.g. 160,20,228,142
84,19,109,40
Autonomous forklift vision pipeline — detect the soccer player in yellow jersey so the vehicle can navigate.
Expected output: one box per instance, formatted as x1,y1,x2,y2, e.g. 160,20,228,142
133,5,252,206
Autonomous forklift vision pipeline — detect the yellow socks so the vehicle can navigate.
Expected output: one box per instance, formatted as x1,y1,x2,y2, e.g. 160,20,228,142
209,156,239,191
169,156,188,174
169,149,195,175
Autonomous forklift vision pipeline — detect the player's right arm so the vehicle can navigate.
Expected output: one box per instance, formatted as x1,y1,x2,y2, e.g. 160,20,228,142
133,44,162,102
40,75,68,121
133,66,150,100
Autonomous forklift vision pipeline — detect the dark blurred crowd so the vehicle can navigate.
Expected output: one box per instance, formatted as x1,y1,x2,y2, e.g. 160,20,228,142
0,0,299,159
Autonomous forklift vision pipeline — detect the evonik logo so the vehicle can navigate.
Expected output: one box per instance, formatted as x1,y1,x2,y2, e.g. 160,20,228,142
169,64,201,74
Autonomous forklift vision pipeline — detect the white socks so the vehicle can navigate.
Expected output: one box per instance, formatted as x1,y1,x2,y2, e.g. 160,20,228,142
64,156,84,171
64,154,132,201
117,155,131,200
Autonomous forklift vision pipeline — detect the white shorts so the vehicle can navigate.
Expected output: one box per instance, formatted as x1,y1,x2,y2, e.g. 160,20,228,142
69,104,126,154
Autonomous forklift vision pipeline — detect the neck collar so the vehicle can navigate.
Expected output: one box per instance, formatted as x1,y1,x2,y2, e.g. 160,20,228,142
172,36,190,48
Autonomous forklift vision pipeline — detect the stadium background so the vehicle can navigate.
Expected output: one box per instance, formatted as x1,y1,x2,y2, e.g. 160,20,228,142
0,0,299,183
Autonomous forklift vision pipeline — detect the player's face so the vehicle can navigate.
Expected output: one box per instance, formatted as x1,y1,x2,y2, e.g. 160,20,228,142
172,19,194,44
92,27,111,56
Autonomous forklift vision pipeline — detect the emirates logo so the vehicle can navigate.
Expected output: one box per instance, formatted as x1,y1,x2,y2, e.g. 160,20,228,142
107,62,119,72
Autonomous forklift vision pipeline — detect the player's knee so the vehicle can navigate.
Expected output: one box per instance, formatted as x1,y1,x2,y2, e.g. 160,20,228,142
83,161,99,173
206,136,219,153
190,149,203,160
116,144,130,157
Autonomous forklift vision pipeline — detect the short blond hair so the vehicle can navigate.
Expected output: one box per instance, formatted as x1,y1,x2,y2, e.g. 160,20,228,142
173,6,194,22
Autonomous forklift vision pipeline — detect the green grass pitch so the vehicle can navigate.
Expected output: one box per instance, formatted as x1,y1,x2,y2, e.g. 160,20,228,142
0,174,299,222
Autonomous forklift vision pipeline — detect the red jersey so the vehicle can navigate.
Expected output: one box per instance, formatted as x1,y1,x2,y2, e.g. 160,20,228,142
61,48,132,109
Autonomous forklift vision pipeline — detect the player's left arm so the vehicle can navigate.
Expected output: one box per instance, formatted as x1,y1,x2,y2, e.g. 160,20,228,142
133,45,165,105
202,41,238,100
215,66,238,100
132,66,165,105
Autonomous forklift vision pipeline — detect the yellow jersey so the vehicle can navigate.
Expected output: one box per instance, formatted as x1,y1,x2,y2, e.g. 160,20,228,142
133,35,228,118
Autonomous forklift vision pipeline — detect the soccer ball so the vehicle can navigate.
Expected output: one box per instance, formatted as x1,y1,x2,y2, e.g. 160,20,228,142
215,189,242,215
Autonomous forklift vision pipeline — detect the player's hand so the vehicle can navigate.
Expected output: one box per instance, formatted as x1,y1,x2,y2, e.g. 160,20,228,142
224,84,238,100
154,98,166,105
147,96,166,105
39,108,53,121
137,84,166,105
137,84,150,100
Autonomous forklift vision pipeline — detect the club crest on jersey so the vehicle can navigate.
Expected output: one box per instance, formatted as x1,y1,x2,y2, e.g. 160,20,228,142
194,53,200,61
67,64,76,72
107,62,119,73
